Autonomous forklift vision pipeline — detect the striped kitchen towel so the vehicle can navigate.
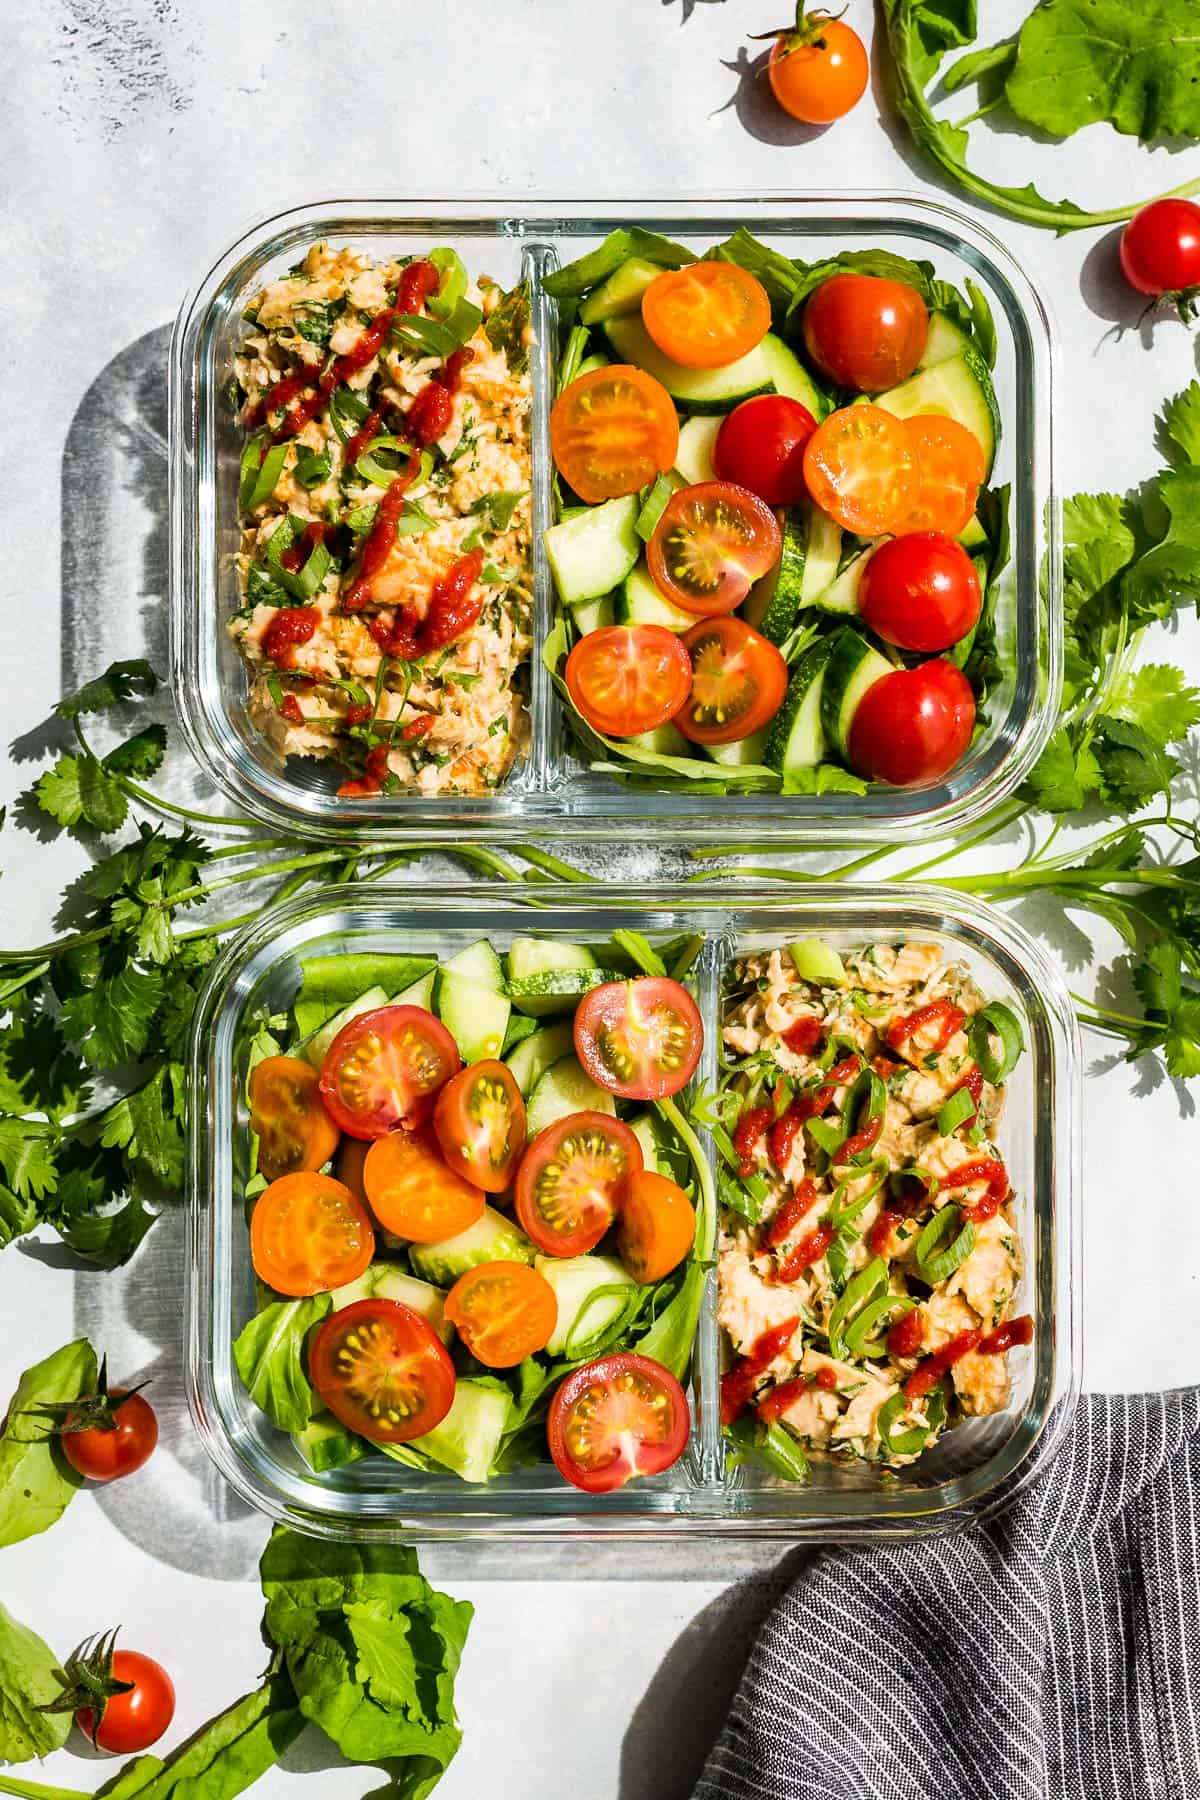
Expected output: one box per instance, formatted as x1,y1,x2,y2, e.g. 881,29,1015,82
694,1391,1200,1800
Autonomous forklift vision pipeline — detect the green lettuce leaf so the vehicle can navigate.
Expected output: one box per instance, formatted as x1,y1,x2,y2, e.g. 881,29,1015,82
0,1600,71,1762
293,953,436,1039
543,228,694,299
233,1295,330,1434
1005,0,1200,141
0,1337,97,1547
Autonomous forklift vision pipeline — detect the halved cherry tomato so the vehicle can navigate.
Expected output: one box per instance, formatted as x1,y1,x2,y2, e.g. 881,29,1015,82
767,17,869,125
674,616,788,745
550,365,679,503
319,1005,460,1140
641,262,771,369
802,405,918,536
565,624,692,737
249,1056,340,1183
310,1297,456,1443
713,393,817,507
859,532,982,652
848,658,976,786
444,1261,557,1368
802,274,929,393
334,1134,369,1205
617,1170,696,1284
548,1352,689,1492
250,1171,375,1296
574,976,703,1101
363,1127,486,1242
515,1111,643,1258
647,481,781,616
893,416,987,537
433,1059,526,1192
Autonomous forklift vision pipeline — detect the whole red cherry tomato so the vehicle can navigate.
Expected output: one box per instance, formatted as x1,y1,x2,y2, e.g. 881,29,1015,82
848,660,976,786
859,533,982,653
1120,199,1200,306
713,394,817,507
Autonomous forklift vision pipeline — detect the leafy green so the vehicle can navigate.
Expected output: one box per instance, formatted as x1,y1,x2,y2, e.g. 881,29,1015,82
0,1338,97,1548
725,1416,811,1482
482,281,531,375
1163,383,1200,467
54,661,157,721
543,228,694,300
0,1601,71,1762
1005,0,1200,141
233,1296,330,1434
293,952,436,1039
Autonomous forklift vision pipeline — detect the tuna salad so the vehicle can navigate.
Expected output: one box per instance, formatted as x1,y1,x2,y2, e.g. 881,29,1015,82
229,244,533,798
710,936,1030,1479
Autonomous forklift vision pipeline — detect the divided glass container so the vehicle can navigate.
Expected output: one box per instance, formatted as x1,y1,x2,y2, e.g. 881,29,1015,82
186,882,1079,1542
170,194,1059,844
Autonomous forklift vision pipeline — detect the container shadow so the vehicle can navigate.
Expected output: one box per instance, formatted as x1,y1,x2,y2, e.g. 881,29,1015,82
715,46,831,150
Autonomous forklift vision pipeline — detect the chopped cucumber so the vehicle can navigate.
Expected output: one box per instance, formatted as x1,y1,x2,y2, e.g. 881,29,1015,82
303,986,388,1068
407,1379,510,1485
958,512,987,551
874,346,999,477
629,1110,673,1174
765,639,833,773
705,730,770,767
573,593,616,635
332,1265,451,1341
580,255,663,326
443,938,505,993
806,544,877,617
507,936,597,984
800,505,842,605
545,495,640,606
408,1205,536,1286
507,966,621,1017
616,564,696,633
577,352,610,377
820,629,894,759
293,1412,366,1475
435,969,511,1063
743,509,806,644
505,1020,576,1095
394,969,436,1008
538,1254,638,1357
918,311,973,370
603,314,771,413
630,720,691,756
789,938,848,986
674,414,721,485
760,331,829,420
527,1055,616,1135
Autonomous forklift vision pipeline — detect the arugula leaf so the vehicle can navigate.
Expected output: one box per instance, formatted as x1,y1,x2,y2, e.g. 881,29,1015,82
233,1295,330,1434
543,228,694,299
293,953,436,1039
1005,0,1200,141
0,1600,72,1761
55,660,157,720
0,1337,96,1547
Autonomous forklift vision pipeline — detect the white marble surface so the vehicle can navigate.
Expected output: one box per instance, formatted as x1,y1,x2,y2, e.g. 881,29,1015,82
3,2,1200,1795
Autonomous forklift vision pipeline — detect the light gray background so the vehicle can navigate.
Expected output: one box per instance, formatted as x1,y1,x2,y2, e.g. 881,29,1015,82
2,3,1200,1795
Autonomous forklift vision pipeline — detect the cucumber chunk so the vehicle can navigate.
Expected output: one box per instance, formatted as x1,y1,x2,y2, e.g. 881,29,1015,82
293,1412,366,1475
743,509,806,644
674,414,721,485
760,332,830,420
394,969,436,1008
874,346,999,477
616,564,696,633
800,505,842,605
630,720,691,756
603,314,771,413
505,1020,576,1095
572,593,616,635
789,938,848,986
435,970,511,1063
820,629,894,759
537,1254,637,1357
765,639,832,773
507,966,622,1017
705,729,770,768
527,1055,616,1135
577,351,610,377
406,1379,510,1485
408,1205,536,1287
545,495,640,606
506,936,598,984
806,544,878,616
918,311,973,371
332,1265,451,1341
580,256,663,327
443,938,505,993
303,986,388,1068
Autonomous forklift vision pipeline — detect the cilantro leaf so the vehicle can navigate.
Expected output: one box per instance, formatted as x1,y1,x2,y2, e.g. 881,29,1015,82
1134,939,1183,1018
1061,494,1136,622
1162,381,1200,469
33,754,126,833
1091,715,1179,808
55,660,156,720
105,724,167,779
32,758,86,828
1005,0,1200,142
99,1065,185,1188
0,1123,57,1203
1021,728,1102,813
1110,663,1200,748
1122,466,1200,625
60,966,165,1068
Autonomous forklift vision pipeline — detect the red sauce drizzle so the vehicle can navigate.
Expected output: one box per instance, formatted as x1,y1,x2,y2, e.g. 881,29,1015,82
866,1207,902,1257
944,1157,1009,1223
978,1315,1033,1356
342,406,384,473
773,1224,836,1285
887,1309,926,1359
732,1105,773,1178
903,1328,981,1401
886,1000,965,1055
261,607,317,668
767,1055,862,1171
781,1014,824,1057
278,694,304,724
719,1317,801,1426
340,456,422,613
762,1178,820,1251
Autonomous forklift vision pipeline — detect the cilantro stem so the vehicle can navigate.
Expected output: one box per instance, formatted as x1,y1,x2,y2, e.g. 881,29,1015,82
892,801,1024,881
513,845,589,883
1068,992,1149,1030
0,1776,88,1800
656,1094,717,1256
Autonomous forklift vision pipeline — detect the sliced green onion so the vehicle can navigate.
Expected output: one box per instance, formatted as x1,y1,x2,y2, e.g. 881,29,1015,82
394,500,437,537
841,1068,887,1150
806,1115,846,1157
924,1385,949,1434
428,247,468,320
239,434,288,511
826,1159,889,1230
937,1087,977,1136
890,1165,939,1207
354,434,416,488
294,444,332,490
827,1255,888,1358
968,1002,1025,1084
264,513,332,600
636,474,678,541
390,305,480,360
825,1236,852,1291
877,1392,929,1459
844,1295,917,1359
329,385,371,443
914,1204,976,1286
724,1416,811,1483
556,324,590,396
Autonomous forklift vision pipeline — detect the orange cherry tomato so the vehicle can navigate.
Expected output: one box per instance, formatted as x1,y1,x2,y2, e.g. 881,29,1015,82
675,616,788,745
647,481,781,617
565,623,692,738
309,1297,456,1443
515,1111,644,1258
617,1170,696,1285
250,1171,375,1297
802,405,919,536
891,415,987,536
249,1056,340,1183
641,262,771,369
334,1134,370,1205
550,365,679,503
444,1261,558,1368
767,17,869,126
363,1128,486,1242
802,274,929,393
318,1005,460,1140
433,1060,527,1193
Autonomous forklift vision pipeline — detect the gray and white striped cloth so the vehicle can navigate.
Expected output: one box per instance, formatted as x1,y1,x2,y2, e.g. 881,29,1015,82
694,1391,1200,1800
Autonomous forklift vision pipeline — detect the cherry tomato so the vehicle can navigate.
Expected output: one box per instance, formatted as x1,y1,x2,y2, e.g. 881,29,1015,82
548,1352,689,1492
550,365,679,503
249,1055,340,1183
310,1297,456,1443
647,481,781,616
319,1005,460,1140
250,1172,375,1296
334,1134,369,1205
641,262,771,369
617,1170,696,1285
515,1111,643,1258
893,415,987,537
675,615,788,745
61,1392,158,1484
444,1261,558,1368
565,624,692,738
802,274,929,393
802,405,918,536
713,394,817,506
78,1650,175,1754
433,1059,527,1193
363,1127,486,1242
1120,198,1200,299
767,15,869,125
848,659,976,786
859,533,982,652
574,976,703,1101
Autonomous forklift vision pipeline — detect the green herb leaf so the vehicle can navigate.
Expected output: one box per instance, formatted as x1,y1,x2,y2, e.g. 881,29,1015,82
543,230,693,299
483,281,531,374
233,1295,330,1434
1005,0,1200,142
61,965,165,1068
0,1600,72,1762
55,661,157,721
0,1337,97,1548
1110,663,1200,748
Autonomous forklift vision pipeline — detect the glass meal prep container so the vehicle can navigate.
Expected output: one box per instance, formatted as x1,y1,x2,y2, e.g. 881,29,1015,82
186,881,1079,1543
169,194,1059,845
